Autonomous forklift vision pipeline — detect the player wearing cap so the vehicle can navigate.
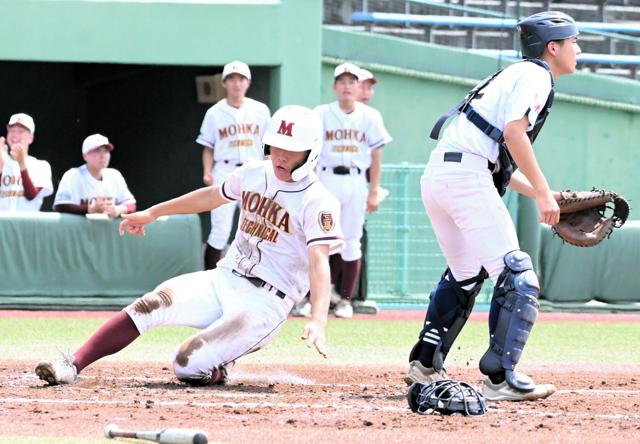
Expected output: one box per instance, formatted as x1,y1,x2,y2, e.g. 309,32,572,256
197,60,271,270
54,134,136,216
358,68,377,106
0,113,53,212
310,63,392,319
35,105,343,387
349,67,390,315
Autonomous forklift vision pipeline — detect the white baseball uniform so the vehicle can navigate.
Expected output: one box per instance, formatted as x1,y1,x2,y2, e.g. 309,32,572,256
196,98,271,249
124,160,343,381
54,164,135,209
423,61,553,284
0,155,53,212
314,101,391,261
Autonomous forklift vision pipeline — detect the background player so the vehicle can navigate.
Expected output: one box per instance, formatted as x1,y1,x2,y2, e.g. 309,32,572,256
0,113,53,212
197,61,271,269
312,63,392,319
54,133,136,216
35,105,343,387
406,12,580,401
358,68,377,106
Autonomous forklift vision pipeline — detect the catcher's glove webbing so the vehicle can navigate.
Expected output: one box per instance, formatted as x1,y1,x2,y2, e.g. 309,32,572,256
407,380,488,416
553,189,630,248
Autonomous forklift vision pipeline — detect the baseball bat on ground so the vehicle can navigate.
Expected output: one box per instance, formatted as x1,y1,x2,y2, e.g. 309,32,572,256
104,423,208,444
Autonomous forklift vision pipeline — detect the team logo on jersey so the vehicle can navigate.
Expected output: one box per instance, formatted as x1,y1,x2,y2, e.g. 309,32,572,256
277,120,294,137
318,211,334,233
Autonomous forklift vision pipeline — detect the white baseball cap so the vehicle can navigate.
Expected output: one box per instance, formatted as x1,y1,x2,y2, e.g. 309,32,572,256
222,61,251,81
333,63,362,81
7,113,35,134
359,68,378,84
82,133,114,155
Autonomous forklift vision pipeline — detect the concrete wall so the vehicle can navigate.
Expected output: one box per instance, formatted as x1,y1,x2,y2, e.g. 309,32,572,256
0,0,322,108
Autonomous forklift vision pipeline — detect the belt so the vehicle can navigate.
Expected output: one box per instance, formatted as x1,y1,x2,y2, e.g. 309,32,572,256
220,160,243,167
442,151,496,172
232,270,286,299
322,166,362,175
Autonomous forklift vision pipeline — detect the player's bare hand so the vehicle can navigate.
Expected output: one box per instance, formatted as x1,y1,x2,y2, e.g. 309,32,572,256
366,190,380,213
10,142,27,166
89,196,108,214
301,321,327,358
203,173,213,186
535,190,560,226
106,203,125,218
119,210,156,236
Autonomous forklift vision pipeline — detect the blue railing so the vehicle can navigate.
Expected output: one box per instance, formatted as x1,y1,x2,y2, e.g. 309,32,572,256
352,12,640,34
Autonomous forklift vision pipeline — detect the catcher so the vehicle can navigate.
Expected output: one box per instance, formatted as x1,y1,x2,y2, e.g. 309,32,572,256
407,11,600,402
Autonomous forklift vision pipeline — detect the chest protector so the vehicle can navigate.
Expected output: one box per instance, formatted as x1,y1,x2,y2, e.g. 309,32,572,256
430,59,555,196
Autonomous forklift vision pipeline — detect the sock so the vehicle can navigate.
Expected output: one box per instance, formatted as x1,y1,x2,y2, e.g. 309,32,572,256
329,254,343,286
204,244,222,270
417,283,462,368
340,259,361,302
73,311,140,374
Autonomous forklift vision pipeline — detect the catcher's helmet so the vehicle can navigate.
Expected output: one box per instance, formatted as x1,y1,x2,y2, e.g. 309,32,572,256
408,380,488,416
517,11,578,59
262,105,323,182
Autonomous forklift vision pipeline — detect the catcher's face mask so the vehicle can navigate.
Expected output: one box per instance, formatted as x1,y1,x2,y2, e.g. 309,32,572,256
408,380,488,416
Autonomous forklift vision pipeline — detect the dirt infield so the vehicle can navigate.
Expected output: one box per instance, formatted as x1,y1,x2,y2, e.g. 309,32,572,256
2,361,639,443
2,311,639,442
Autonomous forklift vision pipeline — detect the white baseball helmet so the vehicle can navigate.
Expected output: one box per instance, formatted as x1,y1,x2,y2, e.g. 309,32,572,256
263,105,323,182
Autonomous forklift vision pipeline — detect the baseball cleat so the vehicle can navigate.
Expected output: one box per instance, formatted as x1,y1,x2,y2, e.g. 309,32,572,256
482,379,556,401
333,300,353,318
404,360,448,385
290,300,312,318
35,352,78,386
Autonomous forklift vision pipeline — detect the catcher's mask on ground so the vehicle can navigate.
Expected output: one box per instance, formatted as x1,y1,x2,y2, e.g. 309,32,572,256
263,105,323,182
408,380,488,416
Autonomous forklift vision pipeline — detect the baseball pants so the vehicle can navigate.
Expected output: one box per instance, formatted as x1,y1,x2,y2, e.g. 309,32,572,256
124,267,295,381
421,150,520,285
318,169,368,261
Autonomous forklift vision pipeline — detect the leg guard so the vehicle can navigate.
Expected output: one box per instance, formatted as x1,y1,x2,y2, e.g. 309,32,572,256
479,250,540,391
410,268,487,371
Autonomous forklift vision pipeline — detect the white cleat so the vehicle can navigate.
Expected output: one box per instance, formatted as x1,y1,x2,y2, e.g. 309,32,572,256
404,360,448,385
333,300,353,318
290,299,312,318
35,352,78,386
482,379,556,401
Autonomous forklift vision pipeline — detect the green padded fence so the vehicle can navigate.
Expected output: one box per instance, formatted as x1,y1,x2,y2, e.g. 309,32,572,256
367,164,640,311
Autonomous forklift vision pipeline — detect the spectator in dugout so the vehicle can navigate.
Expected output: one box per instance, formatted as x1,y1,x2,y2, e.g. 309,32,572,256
0,113,53,212
54,134,136,217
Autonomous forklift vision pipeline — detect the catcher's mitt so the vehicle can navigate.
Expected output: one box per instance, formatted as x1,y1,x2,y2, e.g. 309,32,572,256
553,188,630,247
407,380,488,416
